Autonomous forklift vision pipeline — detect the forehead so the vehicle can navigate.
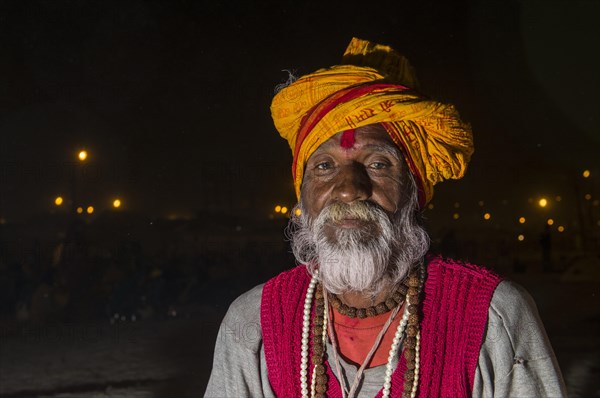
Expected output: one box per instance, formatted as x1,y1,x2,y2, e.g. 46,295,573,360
313,125,400,155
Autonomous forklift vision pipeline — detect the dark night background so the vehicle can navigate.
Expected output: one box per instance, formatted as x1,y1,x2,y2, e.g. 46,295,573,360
0,0,599,397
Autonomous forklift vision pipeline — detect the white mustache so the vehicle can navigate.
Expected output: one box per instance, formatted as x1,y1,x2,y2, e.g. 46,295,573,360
320,201,382,224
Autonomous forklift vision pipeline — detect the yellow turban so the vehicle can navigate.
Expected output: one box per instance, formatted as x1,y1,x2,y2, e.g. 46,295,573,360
271,37,473,206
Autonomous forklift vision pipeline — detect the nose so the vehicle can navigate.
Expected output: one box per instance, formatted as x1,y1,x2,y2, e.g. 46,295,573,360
332,162,372,203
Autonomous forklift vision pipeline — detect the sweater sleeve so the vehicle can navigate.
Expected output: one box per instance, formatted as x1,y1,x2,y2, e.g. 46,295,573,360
472,280,568,398
204,284,275,398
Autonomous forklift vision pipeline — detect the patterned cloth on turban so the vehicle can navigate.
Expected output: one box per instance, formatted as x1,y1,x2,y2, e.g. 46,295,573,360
270,37,474,206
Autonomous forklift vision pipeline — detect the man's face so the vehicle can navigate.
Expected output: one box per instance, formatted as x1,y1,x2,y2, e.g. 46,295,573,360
290,125,429,295
301,125,408,224
292,124,423,295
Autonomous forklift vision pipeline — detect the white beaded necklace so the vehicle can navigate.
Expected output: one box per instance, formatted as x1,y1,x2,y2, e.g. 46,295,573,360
300,275,318,398
300,273,421,398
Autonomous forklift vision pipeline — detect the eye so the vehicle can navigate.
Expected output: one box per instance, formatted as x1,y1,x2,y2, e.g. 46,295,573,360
369,161,389,170
312,160,336,176
316,161,332,170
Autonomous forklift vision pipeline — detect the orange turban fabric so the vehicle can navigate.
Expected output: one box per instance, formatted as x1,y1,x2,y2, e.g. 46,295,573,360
271,38,473,206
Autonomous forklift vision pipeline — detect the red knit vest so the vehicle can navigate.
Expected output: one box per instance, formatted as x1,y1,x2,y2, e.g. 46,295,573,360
260,257,501,397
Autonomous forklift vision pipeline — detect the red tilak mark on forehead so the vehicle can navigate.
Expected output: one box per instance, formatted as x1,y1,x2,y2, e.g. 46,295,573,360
340,129,355,149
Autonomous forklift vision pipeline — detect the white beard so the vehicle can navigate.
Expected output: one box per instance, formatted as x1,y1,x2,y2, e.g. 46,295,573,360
311,201,394,296
288,198,430,298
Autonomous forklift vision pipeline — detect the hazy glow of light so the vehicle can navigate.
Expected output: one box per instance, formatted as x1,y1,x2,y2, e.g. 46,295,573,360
517,234,525,241
584,193,592,200
454,202,460,208
583,170,590,178
427,203,434,210
547,218,554,226
86,206,94,214
274,205,281,213
78,150,88,161
76,207,83,214
294,208,302,217
478,200,484,207
557,226,565,232
453,213,460,220
113,199,121,208
519,217,526,224
593,200,599,207
483,213,491,220
281,206,288,214
54,196,63,206
538,198,548,208
555,196,562,202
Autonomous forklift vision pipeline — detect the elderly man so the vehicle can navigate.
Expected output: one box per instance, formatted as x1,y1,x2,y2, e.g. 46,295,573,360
205,38,566,398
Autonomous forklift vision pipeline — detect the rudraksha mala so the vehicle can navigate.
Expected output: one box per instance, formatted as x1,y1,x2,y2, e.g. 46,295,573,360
401,262,425,398
312,285,328,398
328,284,408,319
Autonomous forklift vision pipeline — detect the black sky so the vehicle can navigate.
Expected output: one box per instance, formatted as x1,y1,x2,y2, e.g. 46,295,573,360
1,0,599,222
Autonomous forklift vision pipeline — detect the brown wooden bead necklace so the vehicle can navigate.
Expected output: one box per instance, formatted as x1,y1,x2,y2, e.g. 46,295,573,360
328,283,409,319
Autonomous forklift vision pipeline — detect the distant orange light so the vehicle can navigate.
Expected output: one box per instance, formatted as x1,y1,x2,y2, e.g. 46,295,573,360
519,217,526,224
427,203,434,210
584,194,592,201
294,208,302,217
517,234,525,241
54,196,63,206
538,198,548,208
547,218,554,226
557,226,565,232
483,213,491,220
86,206,94,214
555,195,562,202
78,150,88,161
453,213,460,220
281,206,288,214
583,170,590,178
275,205,281,213
76,207,83,214
113,199,122,208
